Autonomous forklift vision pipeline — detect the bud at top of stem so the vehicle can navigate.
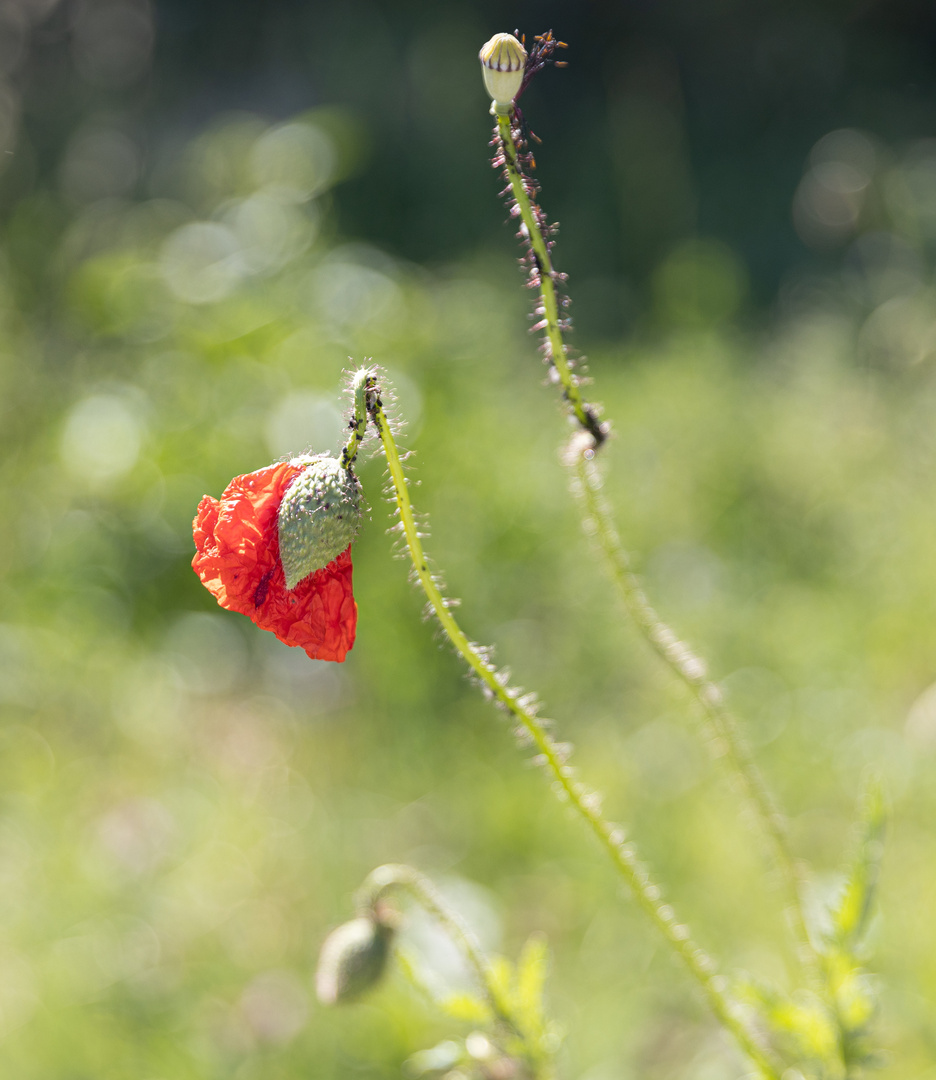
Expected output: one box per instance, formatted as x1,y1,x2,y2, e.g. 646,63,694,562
479,33,527,115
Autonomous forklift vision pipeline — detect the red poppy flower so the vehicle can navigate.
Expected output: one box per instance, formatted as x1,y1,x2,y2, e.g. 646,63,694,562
192,460,356,662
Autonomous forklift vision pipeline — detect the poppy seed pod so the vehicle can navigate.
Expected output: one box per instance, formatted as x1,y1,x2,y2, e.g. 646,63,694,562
277,455,363,591
315,915,394,1006
479,33,527,114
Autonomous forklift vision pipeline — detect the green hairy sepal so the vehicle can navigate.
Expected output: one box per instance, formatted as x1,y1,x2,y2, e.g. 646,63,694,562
277,454,363,590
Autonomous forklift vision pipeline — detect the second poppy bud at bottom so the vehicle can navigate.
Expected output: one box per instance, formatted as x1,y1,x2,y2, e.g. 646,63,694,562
315,914,395,1006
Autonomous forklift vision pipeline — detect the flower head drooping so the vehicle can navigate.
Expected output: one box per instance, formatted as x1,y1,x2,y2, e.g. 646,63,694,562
315,908,395,1006
278,455,363,590
192,455,363,662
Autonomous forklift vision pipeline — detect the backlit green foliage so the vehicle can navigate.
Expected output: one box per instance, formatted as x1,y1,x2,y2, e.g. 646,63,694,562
2,50,936,1080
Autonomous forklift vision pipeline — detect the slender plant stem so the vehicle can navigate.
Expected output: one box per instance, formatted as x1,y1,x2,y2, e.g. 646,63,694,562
496,114,605,446
571,451,819,977
357,368,781,1080
359,865,538,1055
341,379,369,469
360,865,507,1011
496,113,819,983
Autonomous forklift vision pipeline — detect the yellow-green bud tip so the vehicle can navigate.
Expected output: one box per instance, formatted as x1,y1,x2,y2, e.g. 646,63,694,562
479,33,527,114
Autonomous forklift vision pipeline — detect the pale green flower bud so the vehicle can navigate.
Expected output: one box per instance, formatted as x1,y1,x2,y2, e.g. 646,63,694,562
479,33,527,114
315,915,394,1005
277,454,363,590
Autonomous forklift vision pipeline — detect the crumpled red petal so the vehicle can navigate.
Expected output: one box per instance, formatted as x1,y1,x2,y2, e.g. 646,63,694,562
192,461,356,662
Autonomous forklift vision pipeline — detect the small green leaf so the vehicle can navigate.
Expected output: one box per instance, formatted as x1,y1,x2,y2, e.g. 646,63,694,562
828,779,886,952
437,992,493,1024
835,970,877,1033
513,932,549,1037
772,995,840,1063
486,954,515,1016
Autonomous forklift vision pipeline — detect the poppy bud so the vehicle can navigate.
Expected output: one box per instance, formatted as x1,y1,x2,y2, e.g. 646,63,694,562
277,455,363,590
315,915,394,1005
479,33,527,114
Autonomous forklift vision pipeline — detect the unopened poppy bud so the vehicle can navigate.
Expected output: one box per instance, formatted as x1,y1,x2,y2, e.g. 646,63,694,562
479,33,527,114
277,455,363,590
315,915,394,1005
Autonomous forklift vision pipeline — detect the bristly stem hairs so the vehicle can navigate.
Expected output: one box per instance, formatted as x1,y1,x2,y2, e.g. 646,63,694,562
487,34,608,449
348,365,782,1080
484,31,821,989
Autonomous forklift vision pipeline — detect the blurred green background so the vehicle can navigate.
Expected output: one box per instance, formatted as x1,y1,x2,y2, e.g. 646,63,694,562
2,0,936,1076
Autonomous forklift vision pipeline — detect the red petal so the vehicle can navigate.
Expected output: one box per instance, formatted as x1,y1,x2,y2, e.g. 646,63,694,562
192,463,357,662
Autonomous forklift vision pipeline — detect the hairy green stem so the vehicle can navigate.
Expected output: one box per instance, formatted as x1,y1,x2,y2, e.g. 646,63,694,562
361,369,780,1080
359,863,549,1074
340,369,370,469
359,865,509,1016
497,112,818,984
570,441,821,988
496,114,604,446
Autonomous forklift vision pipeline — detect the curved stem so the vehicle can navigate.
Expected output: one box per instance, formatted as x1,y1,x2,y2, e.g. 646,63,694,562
571,450,820,984
363,371,780,1080
341,367,371,469
362,864,555,1079
496,113,818,985
359,864,516,1029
